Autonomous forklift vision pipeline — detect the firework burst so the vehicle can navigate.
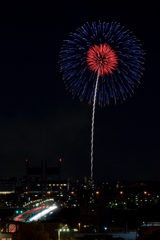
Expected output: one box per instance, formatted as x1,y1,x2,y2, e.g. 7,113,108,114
59,21,145,106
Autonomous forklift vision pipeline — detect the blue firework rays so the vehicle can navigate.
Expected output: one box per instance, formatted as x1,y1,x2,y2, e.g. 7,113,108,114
59,21,145,106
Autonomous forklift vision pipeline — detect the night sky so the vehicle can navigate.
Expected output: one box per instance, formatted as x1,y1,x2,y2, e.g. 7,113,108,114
0,1,159,182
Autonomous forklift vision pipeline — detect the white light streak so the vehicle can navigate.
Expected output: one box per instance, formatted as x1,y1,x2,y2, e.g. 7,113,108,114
27,205,57,222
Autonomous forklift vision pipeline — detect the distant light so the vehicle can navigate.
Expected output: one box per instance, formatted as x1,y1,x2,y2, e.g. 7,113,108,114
73,229,78,232
59,159,62,162
26,159,28,162
0,191,14,194
104,227,107,230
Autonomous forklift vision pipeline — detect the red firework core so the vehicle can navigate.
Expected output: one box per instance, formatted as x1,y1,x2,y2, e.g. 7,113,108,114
86,43,118,76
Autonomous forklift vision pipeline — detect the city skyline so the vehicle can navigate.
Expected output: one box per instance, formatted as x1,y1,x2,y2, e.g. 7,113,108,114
0,1,159,182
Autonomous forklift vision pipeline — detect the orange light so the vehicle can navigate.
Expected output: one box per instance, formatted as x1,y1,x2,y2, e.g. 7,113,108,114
26,159,28,162
78,222,81,232
144,191,147,195
96,191,99,195
120,191,123,195
59,159,62,162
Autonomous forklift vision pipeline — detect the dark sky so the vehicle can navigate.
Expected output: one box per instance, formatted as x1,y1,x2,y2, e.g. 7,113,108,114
0,1,159,182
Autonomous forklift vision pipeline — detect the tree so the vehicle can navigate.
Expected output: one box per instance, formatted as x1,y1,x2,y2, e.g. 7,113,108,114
19,221,50,240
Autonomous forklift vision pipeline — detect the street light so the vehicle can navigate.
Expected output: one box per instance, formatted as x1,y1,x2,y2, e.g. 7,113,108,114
58,228,70,240
57,226,78,240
